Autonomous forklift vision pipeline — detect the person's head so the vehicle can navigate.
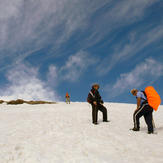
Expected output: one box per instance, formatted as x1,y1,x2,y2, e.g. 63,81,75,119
92,83,100,90
131,89,138,96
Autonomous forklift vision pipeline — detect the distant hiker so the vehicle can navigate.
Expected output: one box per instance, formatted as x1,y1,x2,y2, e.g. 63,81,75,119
65,93,70,104
131,88,154,134
87,83,109,125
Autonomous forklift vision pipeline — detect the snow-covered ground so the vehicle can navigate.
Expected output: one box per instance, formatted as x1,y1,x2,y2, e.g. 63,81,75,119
0,102,163,163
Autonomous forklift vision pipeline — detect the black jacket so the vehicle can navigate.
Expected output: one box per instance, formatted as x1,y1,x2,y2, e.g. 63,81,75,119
87,88,104,105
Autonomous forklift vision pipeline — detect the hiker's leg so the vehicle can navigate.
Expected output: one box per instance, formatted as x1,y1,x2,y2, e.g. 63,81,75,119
133,105,146,129
92,105,98,124
98,104,107,121
144,106,154,133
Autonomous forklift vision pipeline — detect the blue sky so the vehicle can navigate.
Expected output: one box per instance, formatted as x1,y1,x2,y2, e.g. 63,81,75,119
0,0,163,104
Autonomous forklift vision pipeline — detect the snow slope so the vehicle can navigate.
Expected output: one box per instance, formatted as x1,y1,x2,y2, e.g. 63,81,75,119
0,102,163,163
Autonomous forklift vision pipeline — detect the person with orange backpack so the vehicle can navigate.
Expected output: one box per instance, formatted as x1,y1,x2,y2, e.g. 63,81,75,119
130,86,161,134
65,93,70,104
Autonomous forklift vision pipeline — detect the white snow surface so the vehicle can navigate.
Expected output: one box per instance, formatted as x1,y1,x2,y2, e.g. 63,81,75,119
0,102,163,163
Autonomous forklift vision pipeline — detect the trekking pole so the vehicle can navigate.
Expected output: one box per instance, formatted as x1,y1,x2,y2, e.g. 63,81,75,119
95,105,98,123
152,117,156,128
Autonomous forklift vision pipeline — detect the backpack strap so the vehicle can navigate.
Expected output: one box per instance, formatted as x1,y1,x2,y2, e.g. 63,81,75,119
141,91,148,105
87,91,95,104
141,91,147,100
136,91,148,105
89,91,95,99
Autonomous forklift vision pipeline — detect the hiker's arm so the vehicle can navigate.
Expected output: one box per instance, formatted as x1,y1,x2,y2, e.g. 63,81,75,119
136,97,141,111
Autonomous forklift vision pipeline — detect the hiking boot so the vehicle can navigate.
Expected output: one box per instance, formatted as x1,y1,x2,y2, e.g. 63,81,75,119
131,127,140,131
93,122,98,125
103,120,110,122
148,131,153,134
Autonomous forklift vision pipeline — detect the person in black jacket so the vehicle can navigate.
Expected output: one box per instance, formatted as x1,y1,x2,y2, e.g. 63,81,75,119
87,83,109,125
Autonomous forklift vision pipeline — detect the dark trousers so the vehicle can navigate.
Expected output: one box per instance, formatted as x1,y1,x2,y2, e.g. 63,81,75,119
133,104,154,132
92,104,107,123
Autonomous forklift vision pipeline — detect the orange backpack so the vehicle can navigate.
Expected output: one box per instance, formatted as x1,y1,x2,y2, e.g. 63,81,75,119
66,93,69,97
144,86,161,111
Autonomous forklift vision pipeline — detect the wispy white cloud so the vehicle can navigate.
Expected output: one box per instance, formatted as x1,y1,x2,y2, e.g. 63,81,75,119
61,51,95,81
97,24,163,75
47,65,58,86
82,0,158,47
0,47,43,72
103,58,163,97
47,51,97,85
0,0,158,62
0,0,109,61
0,63,60,101
0,50,96,101
108,0,155,22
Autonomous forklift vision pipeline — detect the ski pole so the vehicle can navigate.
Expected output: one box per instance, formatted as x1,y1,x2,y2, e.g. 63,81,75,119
152,117,156,128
